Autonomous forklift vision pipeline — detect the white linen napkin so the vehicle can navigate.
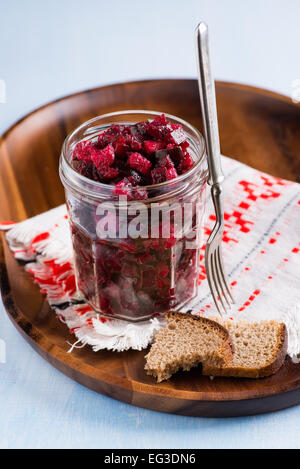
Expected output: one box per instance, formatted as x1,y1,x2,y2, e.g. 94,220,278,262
3,156,300,358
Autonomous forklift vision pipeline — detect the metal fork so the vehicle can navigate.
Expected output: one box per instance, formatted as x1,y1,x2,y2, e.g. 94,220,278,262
195,22,234,315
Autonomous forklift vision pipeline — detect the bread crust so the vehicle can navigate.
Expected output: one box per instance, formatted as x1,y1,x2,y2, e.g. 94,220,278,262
166,312,234,365
145,311,235,382
202,323,288,379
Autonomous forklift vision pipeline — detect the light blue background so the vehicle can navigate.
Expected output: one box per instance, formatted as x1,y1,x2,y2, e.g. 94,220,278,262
1,0,300,449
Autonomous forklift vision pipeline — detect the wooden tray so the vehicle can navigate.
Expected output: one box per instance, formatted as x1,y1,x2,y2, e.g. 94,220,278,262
1,79,300,418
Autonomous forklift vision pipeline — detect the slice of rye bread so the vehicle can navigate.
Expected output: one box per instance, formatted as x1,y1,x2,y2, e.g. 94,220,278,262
144,311,234,382
202,319,288,378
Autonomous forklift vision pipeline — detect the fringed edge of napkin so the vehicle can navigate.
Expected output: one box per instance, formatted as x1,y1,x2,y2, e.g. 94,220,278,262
3,205,163,352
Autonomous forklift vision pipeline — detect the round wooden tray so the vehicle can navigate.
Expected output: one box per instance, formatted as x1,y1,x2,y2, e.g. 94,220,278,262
1,79,300,418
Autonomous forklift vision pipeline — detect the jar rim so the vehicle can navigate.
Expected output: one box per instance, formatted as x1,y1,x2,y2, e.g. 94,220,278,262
60,110,207,199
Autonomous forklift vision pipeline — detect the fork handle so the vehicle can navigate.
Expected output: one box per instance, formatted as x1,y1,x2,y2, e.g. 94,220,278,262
195,22,224,186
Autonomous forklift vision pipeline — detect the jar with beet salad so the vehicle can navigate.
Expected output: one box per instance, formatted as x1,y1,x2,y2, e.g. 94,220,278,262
59,111,208,322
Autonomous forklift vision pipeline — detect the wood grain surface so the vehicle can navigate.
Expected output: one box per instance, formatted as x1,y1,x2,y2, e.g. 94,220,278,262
1,79,300,417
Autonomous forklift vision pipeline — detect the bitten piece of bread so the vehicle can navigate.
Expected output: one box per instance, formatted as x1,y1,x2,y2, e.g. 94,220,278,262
202,319,287,378
144,311,233,382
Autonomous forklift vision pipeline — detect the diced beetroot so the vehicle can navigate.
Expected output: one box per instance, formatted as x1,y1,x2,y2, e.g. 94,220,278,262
154,149,182,170
170,127,187,145
109,124,125,134
164,237,177,249
114,178,133,196
157,155,174,169
98,166,119,180
156,286,171,299
99,295,113,315
72,114,195,187
161,223,177,249
131,121,149,137
128,152,152,176
144,238,161,250
166,167,178,180
151,114,168,126
134,188,148,200
113,158,129,178
97,258,110,284
126,135,142,152
117,240,138,253
153,149,168,164
137,253,152,264
165,156,175,168
97,124,127,148
167,146,184,167
113,136,130,157
141,268,156,288
116,249,126,261
147,123,170,141
128,169,143,186
105,257,122,272
151,167,166,184
73,141,93,162
143,140,165,155
158,264,169,278
91,144,115,171
180,141,190,153
178,152,194,174
72,160,94,179
122,262,138,280
97,132,114,149
145,114,171,141
92,165,104,182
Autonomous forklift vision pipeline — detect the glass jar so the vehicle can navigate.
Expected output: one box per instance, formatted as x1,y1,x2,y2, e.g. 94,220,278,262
59,111,208,322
